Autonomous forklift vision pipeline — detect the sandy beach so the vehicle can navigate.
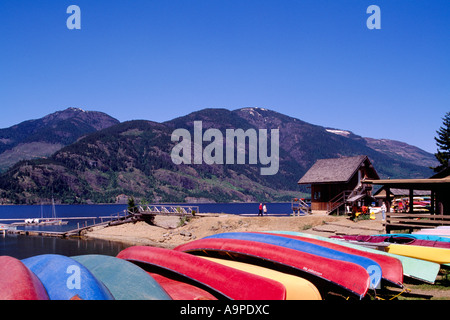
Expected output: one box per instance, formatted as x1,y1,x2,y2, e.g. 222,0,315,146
84,213,385,249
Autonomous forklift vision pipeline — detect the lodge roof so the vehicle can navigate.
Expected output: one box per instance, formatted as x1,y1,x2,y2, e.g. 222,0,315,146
297,155,379,185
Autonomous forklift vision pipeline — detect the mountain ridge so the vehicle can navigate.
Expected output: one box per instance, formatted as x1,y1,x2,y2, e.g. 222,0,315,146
0,107,438,204
0,108,120,172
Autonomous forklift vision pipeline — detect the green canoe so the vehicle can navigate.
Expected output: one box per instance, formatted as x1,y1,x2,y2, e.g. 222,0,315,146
72,254,171,300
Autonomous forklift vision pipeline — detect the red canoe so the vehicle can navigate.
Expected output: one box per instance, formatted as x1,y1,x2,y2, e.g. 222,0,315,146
149,273,217,300
0,256,49,300
117,246,286,300
174,238,370,299
264,232,404,287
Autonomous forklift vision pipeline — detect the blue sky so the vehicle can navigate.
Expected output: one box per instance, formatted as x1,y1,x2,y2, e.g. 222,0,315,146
0,0,449,153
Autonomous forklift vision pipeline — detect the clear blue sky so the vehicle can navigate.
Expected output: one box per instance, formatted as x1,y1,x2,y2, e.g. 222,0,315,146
0,0,449,153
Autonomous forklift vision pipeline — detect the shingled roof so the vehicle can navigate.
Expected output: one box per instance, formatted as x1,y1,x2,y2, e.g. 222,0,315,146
298,155,379,184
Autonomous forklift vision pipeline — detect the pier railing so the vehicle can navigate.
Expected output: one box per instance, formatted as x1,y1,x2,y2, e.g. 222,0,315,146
131,205,199,216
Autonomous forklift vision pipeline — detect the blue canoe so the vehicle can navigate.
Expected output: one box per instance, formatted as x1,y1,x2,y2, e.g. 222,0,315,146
205,232,382,289
22,254,114,300
269,231,440,284
72,254,171,300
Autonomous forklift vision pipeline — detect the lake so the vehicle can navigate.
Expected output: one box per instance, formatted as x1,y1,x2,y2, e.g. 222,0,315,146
0,202,293,259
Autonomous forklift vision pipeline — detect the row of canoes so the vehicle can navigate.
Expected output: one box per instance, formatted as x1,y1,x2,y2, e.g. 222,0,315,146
331,232,450,266
1,230,448,300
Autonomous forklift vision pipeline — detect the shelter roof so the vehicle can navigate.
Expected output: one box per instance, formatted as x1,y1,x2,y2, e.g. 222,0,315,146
298,155,379,185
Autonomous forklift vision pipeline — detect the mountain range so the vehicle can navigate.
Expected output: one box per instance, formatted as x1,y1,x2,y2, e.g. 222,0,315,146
0,107,438,204
0,108,119,172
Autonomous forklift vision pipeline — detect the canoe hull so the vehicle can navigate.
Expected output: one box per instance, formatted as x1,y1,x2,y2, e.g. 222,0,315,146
383,244,450,265
0,256,48,300
117,246,286,300
268,231,440,284
200,256,322,300
175,238,370,299
72,254,171,300
332,234,450,249
149,272,218,300
205,232,381,289
22,254,114,300
265,232,403,287
376,233,450,243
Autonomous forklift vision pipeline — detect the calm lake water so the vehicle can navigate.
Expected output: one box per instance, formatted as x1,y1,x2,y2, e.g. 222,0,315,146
0,202,292,259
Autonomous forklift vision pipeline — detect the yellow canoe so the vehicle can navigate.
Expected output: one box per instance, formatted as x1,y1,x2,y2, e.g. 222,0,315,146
384,244,450,265
200,256,322,300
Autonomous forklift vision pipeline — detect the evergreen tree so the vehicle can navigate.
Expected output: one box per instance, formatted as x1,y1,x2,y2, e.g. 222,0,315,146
433,112,450,172
127,197,139,213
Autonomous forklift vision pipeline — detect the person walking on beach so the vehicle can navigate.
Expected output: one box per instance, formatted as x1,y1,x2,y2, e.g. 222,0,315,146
263,204,267,215
258,203,263,216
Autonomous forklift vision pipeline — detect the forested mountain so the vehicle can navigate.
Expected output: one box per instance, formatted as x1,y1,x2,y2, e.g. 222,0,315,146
0,108,119,172
0,107,437,204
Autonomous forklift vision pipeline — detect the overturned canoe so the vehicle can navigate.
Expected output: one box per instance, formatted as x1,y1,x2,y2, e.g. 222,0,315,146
175,238,370,299
332,234,450,249
148,272,217,300
117,246,286,300
269,231,440,284
265,232,403,287
205,232,382,289
331,235,450,264
375,233,450,244
22,254,114,300
383,244,450,265
200,256,322,300
0,256,48,300
72,254,171,300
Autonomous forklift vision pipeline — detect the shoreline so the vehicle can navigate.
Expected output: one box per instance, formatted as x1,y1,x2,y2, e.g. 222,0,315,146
83,213,385,249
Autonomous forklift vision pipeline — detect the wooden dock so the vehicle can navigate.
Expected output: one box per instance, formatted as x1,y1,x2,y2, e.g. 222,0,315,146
3,205,199,238
8,229,67,238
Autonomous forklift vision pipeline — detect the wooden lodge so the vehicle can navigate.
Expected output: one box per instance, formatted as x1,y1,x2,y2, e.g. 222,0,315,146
298,155,379,214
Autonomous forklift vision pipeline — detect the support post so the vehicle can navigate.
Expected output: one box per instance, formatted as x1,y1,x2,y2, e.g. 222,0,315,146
409,188,414,213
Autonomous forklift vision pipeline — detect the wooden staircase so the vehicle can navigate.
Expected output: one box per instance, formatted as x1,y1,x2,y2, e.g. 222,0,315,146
326,183,371,215
327,190,351,215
